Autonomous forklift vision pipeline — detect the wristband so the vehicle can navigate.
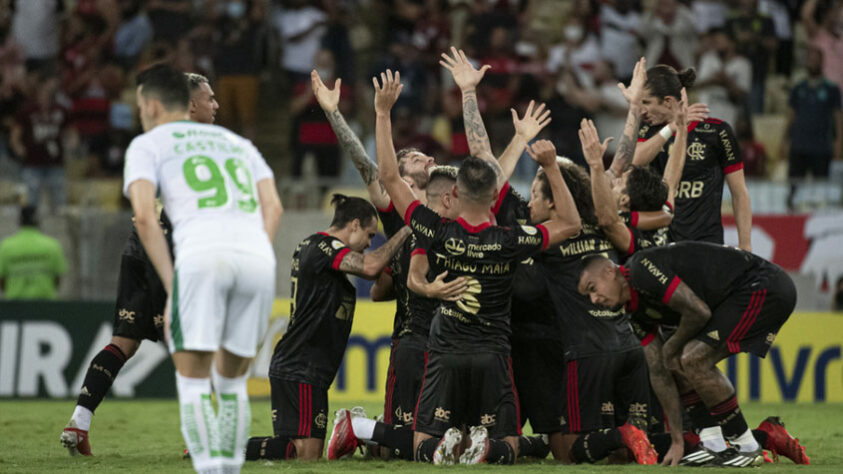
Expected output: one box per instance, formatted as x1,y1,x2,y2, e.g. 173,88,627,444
659,125,673,141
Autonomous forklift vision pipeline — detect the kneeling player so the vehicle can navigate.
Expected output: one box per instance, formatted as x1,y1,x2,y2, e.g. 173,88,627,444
246,195,409,461
578,242,797,466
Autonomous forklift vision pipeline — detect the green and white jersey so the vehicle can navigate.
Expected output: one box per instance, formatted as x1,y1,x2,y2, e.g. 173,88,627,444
123,121,275,262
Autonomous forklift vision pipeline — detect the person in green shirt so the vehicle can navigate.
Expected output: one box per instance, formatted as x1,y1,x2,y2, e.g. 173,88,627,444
0,206,67,299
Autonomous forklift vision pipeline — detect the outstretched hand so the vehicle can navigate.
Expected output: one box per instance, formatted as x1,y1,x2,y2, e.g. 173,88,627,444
684,102,710,126
311,69,341,113
672,87,689,130
373,69,403,115
526,139,558,168
578,118,612,169
428,271,468,301
439,46,490,92
511,100,552,142
618,57,647,106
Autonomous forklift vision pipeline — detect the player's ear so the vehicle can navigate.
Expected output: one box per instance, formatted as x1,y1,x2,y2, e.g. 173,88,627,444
350,218,360,233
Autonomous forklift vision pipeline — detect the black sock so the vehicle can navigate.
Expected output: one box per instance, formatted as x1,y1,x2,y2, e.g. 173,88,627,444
245,436,295,460
517,434,549,459
680,390,718,432
649,432,672,463
570,429,623,463
710,394,749,440
76,344,127,412
487,439,516,464
752,429,769,450
416,437,440,463
371,423,415,460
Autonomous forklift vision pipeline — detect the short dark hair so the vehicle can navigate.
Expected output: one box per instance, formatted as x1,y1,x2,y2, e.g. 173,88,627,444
137,64,190,111
185,73,209,92
536,161,597,226
456,156,497,205
578,254,611,281
645,65,696,100
426,165,458,200
396,147,421,177
20,206,37,227
329,194,377,229
625,166,668,212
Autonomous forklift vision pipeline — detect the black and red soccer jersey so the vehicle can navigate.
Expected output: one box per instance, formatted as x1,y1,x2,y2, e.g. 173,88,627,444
638,118,742,244
540,224,640,360
124,209,175,259
619,209,670,258
269,232,356,388
405,200,549,354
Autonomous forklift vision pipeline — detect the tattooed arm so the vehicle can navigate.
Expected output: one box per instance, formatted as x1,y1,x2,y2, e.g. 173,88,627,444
311,70,390,209
661,282,712,372
607,58,646,178
338,227,411,280
644,338,685,466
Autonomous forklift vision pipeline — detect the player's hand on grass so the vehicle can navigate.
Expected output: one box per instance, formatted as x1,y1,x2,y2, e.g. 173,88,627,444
311,69,341,113
439,46,490,93
427,271,468,301
526,139,558,168
511,100,551,142
578,118,612,170
662,440,684,466
618,57,646,107
373,69,403,115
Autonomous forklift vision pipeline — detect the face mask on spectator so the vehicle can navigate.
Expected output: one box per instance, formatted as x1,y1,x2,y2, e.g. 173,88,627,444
226,1,246,19
564,25,584,43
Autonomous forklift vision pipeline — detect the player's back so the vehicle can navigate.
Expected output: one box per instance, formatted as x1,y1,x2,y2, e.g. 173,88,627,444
123,121,274,261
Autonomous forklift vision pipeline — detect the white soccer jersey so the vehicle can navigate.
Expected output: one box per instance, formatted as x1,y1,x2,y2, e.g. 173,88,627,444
123,121,275,263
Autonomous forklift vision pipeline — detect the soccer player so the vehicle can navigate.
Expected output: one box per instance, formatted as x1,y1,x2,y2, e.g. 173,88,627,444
60,72,231,457
373,69,582,465
578,242,798,466
246,195,410,461
633,64,752,251
123,65,282,474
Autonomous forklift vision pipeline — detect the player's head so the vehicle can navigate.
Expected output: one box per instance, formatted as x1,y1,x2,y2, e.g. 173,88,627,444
329,193,378,252
455,156,498,209
397,147,435,190
136,64,190,131
806,47,823,77
425,165,459,219
529,157,597,225
577,254,625,308
613,165,668,212
20,205,38,227
186,73,218,124
641,64,695,125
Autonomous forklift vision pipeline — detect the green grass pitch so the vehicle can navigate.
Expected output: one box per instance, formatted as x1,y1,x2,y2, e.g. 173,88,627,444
1,400,840,472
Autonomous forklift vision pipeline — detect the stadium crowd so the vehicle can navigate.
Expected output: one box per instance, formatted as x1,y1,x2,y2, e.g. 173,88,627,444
0,0,841,212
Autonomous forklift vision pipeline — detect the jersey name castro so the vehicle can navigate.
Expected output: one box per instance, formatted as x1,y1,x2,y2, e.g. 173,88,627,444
123,122,275,261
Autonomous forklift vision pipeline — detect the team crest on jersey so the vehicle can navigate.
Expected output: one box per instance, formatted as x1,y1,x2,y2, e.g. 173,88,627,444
521,225,538,236
687,140,706,161
445,238,466,256
331,240,345,250
315,411,327,429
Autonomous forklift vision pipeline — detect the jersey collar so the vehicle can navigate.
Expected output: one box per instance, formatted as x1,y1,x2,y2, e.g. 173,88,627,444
619,265,638,312
456,217,491,233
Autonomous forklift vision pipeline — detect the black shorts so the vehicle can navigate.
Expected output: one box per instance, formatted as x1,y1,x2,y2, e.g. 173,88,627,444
414,351,520,439
696,266,796,358
270,377,329,439
384,335,426,426
511,337,565,434
112,254,167,342
561,348,650,434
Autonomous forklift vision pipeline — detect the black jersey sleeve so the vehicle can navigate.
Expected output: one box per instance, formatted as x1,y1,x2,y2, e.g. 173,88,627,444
629,318,659,346
501,224,549,259
378,202,406,238
404,201,443,251
714,120,743,174
493,182,531,227
302,234,352,275
627,252,682,306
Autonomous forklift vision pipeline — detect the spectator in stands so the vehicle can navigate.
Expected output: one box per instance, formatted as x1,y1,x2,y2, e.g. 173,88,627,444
546,12,601,87
802,0,843,95
273,0,327,84
147,0,192,45
112,0,153,69
392,105,445,163
431,87,470,163
696,28,752,128
0,206,67,300
726,0,777,113
736,116,767,178
692,0,728,34
640,0,697,71
11,0,64,73
562,59,627,157
9,71,73,211
214,0,266,141
598,0,641,83
784,47,843,209
759,0,795,77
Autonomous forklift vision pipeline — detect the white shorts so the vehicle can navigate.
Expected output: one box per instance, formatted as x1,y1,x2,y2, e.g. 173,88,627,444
166,250,275,358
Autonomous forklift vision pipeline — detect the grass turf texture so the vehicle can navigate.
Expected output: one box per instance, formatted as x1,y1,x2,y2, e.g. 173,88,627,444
0,400,838,473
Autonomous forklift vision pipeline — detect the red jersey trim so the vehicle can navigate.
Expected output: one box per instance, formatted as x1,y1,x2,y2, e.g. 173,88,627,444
620,266,639,311
626,227,636,256
317,232,329,236
665,201,674,213
411,248,427,257
457,217,492,233
536,224,550,251
383,266,392,276
640,332,657,347
630,211,639,227
377,201,395,213
491,181,511,216
637,137,647,143
404,200,421,226
663,276,682,304
723,162,744,175
332,248,351,271
687,121,700,132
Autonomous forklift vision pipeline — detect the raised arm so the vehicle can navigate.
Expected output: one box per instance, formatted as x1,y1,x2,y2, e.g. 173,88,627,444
374,70,417,217
257,178,283,242
338,226,411,280
407,253,468,301
128,180,174,293
633,102,711,167
440,47,506,187
497,100,552,181
311,70,390,209
663,88,689,208
526,140,581,246
608,58,646,177
801,0,821,38
643,338,685,466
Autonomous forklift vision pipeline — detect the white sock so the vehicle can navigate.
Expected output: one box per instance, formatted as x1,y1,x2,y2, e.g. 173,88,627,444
212,368,250,471
699,426,728,452
71,406,93,431
176,372,220,473
350,416,376,441
730,428,760,452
